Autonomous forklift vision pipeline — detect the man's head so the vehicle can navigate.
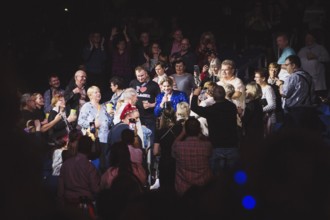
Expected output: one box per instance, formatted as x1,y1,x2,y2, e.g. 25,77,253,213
172,29,183,42
185,117,201,137
276,33,289,50
213,85,226,102
284,55,301,74
74,70,87,88
135,66,149,83
180,38,190,52
48,74,61,89
304,31,316,47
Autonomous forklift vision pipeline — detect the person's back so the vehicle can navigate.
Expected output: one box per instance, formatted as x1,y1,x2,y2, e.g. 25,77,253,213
58,136,100,206
191,85,239,174
191,87,238,147
172,117,213,195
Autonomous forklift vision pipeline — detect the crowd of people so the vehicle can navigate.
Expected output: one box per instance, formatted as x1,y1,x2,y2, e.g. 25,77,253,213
4,1,330,219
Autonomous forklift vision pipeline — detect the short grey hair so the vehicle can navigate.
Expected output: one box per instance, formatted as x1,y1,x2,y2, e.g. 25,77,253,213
122,88,138,101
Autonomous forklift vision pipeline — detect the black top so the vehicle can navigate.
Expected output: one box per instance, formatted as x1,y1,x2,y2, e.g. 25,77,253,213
190,95,238,148
129,79,160,119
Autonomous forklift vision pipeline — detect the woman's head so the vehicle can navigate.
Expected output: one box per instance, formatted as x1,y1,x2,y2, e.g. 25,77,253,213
110,76,125,92
254,68,267,85
51,94,65,108
159,105,176,129
67,129,83,156
87,86,101,102
109,141,131,171
268,62,280,79
32,93,44,108
203,81,217,98
246,82,262,100
155,61,166,76
160,77,174,94
209,58,221,76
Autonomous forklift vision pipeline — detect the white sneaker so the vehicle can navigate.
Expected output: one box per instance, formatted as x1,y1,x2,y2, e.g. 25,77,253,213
150,178,160,190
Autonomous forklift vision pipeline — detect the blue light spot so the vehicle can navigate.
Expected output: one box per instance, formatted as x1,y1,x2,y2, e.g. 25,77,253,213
234,170,247,185
242,195,256,210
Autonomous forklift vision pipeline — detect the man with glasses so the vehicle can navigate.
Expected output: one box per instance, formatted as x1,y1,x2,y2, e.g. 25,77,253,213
279,55,322,131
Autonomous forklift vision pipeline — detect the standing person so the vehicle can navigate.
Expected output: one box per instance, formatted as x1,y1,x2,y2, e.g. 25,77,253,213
153,105,183,192
153,61,177,91
32,93,47,125
276,32,296,82
107,104,143,161
171,60,196,97
82,30,107,94
242,82,264,142
108,26,133,87
254,69,277,136
172,117,213,196
199,57,221,88
154,77,189,118
48,94,77,143
170,38,197,74
279,55,322,131
133,31,151,67
78,86,112,173
43,74,65,113
190,85,239,174
298,30,330,97
190,81,217,137
103,76,126,123
57,136,100,209
217,59,246,113
267,62,284,124
164,28,183,57
129,66,160,149
64,70,88,126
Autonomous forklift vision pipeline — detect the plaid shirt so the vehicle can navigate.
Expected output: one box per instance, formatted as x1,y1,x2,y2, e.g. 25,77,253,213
172,136,213,195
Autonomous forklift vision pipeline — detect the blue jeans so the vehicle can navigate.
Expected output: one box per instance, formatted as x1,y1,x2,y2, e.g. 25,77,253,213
210,147,239,175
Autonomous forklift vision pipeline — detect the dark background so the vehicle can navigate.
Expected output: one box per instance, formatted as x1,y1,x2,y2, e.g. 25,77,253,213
2,0,330,93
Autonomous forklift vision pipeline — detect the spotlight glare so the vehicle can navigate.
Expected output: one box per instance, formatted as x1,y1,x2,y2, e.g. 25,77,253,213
234,170,247,185
242,195,256,210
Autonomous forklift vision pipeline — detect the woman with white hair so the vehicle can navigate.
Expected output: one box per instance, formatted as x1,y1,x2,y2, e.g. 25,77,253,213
78,85,112,173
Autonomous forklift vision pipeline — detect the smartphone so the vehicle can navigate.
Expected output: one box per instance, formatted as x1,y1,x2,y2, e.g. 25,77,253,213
128,118,136,130
90,121,96,133
193,65,200,75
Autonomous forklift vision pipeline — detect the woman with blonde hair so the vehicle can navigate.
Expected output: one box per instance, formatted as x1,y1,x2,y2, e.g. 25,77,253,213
242,82,264,141
200,58,221,88
154,76,189,117
78,85,112,173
